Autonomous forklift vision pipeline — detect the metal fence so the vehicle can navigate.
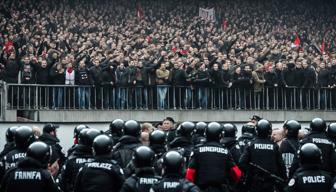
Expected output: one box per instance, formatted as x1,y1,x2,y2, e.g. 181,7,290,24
2,83,336,111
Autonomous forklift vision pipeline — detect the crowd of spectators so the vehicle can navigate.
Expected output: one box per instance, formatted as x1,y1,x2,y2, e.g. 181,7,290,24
0,0,336,110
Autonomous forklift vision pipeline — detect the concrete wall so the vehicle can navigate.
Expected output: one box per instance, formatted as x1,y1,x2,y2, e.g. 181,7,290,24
3,109,336,123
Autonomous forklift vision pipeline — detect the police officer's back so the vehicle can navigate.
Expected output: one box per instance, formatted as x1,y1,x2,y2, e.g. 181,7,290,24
0,141,60,192
74,135,124,192
150,151,200,192
0,127,18,159
239,119,286,192
121,146,159,192
237,123,256,153
299,118,336,173
149,130,167,175
221,123,242,163
279,120,301,177
186,122,242,191
67,124,90,157
58,128,100,192
113,120,142,169
168,121,195,164
0,126,35,181
287,143,332,192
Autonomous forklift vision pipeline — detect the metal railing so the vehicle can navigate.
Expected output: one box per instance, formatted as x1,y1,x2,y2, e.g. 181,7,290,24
2,83,336,111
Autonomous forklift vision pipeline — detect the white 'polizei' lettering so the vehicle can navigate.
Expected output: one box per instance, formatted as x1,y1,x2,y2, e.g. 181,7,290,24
163,182,180,188
87,162,112,170
12,153,26,161
14,171,42,180
139,178,158,184
302,176,325,184
199,146,228,154
254,144,274,150
76,158,94,164
312,138,332,145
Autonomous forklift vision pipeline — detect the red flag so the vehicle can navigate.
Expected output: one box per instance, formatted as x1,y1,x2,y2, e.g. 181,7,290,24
136,5,144,19
222,19,228,31
321,39,325,53
294,35,301,47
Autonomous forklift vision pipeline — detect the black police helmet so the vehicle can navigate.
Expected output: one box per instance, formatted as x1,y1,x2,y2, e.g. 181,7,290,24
177,121,195,137
327,123,336,140
241,123,256,135
149,130,166,145
195,122,207,135
223,123,237,137
27,141,51,166
256,119,272,137
283,120,301,137
124,120,141,137
163,151,184,174
93,135,113,156
6,126,18,142
299,143,322,165
133,146,155,168
79,128,101,147
310,118,326,132
74,124,90,139
14,126,35,149
205,122,223,141
109,119,124,134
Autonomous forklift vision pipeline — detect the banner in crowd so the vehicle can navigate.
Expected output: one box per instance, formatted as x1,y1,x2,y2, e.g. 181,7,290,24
199,7,216,22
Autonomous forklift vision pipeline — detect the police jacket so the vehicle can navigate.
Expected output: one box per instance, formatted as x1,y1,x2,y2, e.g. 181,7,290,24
169,137,193,164
221,137,242,164
0,142,15,159
0,157,60,192
121,167,160,192
237,133,255,153
112,135,142,169
0,147,26,182
287,164,332,192
74,155,124,192
58,144,94,192
239,137,287,180
300,131,336,173
150,173,200,192
191,134,206,146
186,141,241,189
279,137,300,176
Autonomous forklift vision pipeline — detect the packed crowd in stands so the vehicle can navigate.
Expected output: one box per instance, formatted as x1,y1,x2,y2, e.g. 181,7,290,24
0,0,336,110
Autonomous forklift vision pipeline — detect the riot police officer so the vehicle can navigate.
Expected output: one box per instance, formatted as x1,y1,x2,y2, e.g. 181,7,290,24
67,124,90,156
150,151,200,192
0,141,60,192
74,135,124,192
150,130,167,159
0,126,18,159
107,119,125,144
239,119,287,192
221,123,242,163
0,126,35,181
186,122,241,192
279,120,301,177
113,120,142,169
168,121,195,164
58,128,100,192
287,143,332,192
327,122,336,143
192,122,207,146
296,118,336,174
121,146,160,192
237,122,256,153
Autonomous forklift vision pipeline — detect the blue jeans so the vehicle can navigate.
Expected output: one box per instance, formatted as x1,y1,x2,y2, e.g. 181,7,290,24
157,86,168,109
117,87,127,109
77,87,90,109
198,87,208,109
184,87,192,108
135,87,148,109
53,87,63,109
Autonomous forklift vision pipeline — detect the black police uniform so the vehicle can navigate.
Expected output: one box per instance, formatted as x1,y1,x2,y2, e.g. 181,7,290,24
58,144,95,192
187,141,241,191
121,167,160,192
287,165,332,192
239,137,287,192
113,135,142,169
150,173,200,192
0,157,60,192
237,124,256,154
74,156,125,192
221,137,242,164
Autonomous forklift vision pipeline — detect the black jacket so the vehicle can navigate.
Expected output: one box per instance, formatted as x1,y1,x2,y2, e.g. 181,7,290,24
74,156,124,192
0,157,60,192
120,167,159,192
302,67,316,88
279,137,300,177
150,174,200,192
112,135,142,169
39,133,66,166
221,137,242,164
4,59,19,83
